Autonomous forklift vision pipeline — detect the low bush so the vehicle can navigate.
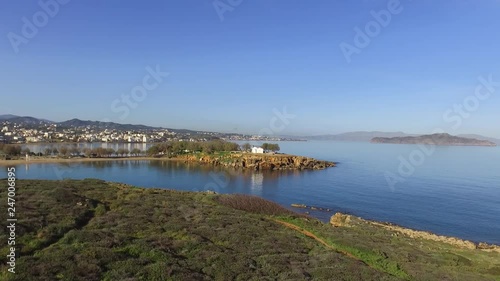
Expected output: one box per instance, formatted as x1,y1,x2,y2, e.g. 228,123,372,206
216,194,296,216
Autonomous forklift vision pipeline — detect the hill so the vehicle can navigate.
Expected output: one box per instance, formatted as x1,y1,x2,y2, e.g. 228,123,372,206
458,134,500,145
371,133,497,147
0,115,53,125
306,131,500,145
57,118,160,131
0,115,219,135
0,179,498,280
0,115,20,120
306,131,415,142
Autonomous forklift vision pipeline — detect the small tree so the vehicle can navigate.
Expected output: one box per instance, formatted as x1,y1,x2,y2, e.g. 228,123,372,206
241,143,251,152
116,148,128,157
147,146,160,156
261,143,269,151
202,142,215,154
186,142,201,153
44,147,52,156
4,145,22,156
70,147,80,156
223,141,239,152
22,148,31,155
106,148,115,157
131,148,141,156
59,146,69,157
82,148,91,157
269,143,280,152
164,143,173,156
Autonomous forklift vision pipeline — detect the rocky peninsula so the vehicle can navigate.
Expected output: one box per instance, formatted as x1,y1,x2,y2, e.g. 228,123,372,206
0,153,336,170
371,133,497,146
177,152,336,171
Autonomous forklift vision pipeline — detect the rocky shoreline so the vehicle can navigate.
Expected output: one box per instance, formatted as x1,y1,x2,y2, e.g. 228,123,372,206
330,213,500,252
178,153,336,171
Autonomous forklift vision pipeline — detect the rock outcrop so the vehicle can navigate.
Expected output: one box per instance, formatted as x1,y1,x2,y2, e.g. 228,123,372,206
179,153,335,171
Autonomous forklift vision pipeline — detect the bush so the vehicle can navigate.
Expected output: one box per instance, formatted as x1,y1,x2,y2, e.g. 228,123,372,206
216,194,296,216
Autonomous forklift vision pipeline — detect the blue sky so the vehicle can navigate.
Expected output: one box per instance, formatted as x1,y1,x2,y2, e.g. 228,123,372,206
0,0,499,137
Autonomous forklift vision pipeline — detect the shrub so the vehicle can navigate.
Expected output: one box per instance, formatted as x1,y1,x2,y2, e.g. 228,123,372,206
216,194,296,216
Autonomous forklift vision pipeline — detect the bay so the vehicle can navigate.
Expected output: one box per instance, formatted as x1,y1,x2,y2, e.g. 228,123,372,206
2,141,499,244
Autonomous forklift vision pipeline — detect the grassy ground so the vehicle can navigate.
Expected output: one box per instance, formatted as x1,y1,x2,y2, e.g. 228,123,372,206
0,179,498,280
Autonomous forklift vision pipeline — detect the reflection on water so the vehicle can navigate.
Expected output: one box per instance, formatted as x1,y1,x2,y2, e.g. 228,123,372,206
251,173,263,191
21,143,152,154
11,159,303,197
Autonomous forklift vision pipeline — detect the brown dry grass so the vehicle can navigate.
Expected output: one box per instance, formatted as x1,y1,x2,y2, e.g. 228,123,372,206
216,194,299,216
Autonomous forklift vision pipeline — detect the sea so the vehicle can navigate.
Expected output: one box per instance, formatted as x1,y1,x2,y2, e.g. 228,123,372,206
1,141,499,244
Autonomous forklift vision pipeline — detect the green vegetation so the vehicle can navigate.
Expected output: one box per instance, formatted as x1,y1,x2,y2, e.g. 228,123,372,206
261,143,280,152
0,179,498,280
147,140,240,157
0,144,22,157
0,144,134,159
241,142,252,152
241,143,281,153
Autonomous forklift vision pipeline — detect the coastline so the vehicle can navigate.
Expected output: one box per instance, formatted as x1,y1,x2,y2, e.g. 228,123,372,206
330,213,500,252
1,156,497,248
2,179,498,280
0,153,336,170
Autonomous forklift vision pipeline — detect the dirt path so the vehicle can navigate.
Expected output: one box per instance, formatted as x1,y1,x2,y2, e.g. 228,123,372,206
272,219,373,268
271,219,413,280
271,219,362,261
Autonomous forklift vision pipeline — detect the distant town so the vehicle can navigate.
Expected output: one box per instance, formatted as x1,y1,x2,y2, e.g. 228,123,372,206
0,115,304,144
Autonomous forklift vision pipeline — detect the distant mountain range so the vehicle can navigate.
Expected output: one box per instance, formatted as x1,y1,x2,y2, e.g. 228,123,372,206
0,115,53,125
371,133,497,147
2,115,499,144
0,115,195,133
305,131,418,142
304,131,500,145
0,114,19,120
58,118,162,131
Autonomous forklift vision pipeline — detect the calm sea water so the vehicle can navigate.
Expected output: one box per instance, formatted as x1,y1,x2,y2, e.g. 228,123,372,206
1,141,499,244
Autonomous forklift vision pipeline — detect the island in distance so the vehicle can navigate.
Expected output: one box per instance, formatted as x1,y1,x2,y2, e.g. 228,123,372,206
371,133,497,147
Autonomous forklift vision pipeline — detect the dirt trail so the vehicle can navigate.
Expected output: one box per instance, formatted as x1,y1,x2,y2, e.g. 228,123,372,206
271,219,361,261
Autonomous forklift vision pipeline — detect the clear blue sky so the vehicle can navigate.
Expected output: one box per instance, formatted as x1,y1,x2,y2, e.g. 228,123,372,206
1,0,499,137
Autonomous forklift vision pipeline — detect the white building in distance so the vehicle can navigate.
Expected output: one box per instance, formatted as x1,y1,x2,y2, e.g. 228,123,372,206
251,146,264,154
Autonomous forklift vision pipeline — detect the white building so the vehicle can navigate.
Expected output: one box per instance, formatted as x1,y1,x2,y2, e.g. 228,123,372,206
251,147,264,154
26,136,39,142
